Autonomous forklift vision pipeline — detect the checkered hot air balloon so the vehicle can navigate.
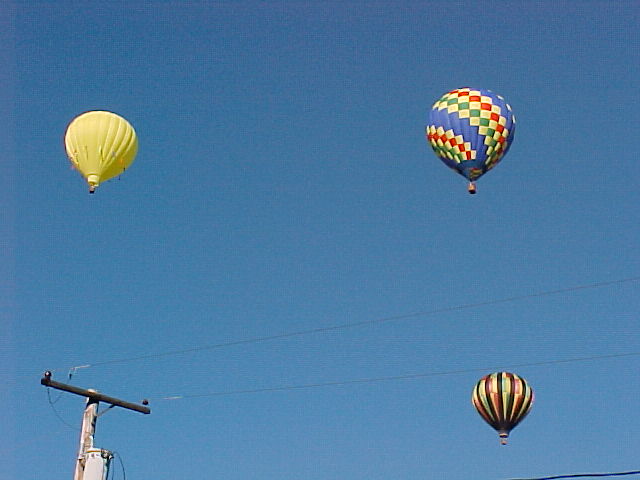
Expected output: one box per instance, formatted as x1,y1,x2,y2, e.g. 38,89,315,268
426,88,515,194
472,372,533,445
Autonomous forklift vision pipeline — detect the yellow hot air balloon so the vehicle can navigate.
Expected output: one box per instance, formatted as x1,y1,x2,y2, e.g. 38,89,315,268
64,111,138,193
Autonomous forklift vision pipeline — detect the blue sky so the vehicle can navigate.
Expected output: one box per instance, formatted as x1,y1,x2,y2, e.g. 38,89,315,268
4,2,640,479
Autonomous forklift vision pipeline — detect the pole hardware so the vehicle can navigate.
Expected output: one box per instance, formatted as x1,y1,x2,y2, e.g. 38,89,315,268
41,371,150,480
41,371,151,414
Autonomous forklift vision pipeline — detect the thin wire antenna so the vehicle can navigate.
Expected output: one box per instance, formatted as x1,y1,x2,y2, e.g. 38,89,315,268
157,351,640,401
46,365,84,404
508,470,640,479
57,276,640,374
46,388,79,431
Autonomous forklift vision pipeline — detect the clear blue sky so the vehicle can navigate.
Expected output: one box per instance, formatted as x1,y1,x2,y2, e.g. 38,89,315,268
3,2,640,479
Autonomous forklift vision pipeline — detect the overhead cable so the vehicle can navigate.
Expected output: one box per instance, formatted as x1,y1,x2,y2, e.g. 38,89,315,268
157,351,640,401
508,470,640,479
55,276,639,374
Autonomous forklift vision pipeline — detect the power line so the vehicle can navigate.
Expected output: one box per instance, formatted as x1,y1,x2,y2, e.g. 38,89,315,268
156,351,640,401
53,276,639,374
508,470,640,479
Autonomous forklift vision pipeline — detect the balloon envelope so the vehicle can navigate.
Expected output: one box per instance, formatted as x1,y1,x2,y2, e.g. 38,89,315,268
64,111,138,192
472,372,533,444
426,87,515,185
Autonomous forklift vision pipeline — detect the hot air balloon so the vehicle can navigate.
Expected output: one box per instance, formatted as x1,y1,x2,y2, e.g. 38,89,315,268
426,87,515,194
472,372,533,445
64,111,138,193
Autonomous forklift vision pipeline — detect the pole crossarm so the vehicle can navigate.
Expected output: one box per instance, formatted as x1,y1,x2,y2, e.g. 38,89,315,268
41,371,151,414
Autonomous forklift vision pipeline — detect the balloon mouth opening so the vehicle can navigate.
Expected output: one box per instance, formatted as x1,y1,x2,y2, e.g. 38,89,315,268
86,174,100,193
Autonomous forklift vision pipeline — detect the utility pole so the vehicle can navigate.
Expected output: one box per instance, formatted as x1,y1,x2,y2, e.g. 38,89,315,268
41,371,151,480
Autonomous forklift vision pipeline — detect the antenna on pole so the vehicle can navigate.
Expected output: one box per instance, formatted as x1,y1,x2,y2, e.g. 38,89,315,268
41,371,150,480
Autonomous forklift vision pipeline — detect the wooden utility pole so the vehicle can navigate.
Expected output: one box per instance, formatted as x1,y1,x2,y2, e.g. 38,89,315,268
41,371,150,480
74,396,99,480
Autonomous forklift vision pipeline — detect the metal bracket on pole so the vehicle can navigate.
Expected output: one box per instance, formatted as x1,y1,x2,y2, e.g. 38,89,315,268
41,371,150,480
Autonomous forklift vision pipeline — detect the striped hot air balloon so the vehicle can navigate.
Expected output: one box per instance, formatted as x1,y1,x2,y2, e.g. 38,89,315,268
426,87,516,194
472,372,533,445
64,111,138,193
